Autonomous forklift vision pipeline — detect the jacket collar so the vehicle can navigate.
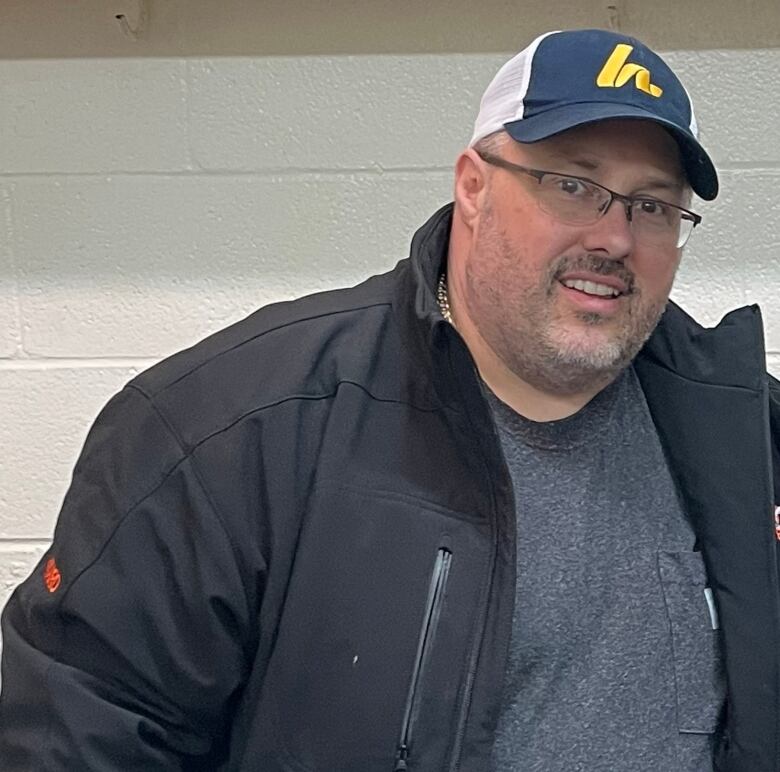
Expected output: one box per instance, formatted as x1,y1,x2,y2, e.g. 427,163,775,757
393,203,464,410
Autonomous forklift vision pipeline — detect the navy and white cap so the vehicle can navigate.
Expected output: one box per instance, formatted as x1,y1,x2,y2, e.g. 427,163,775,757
470,29,718,200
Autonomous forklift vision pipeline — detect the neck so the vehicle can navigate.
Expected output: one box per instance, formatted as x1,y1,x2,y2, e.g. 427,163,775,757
472,335,611,421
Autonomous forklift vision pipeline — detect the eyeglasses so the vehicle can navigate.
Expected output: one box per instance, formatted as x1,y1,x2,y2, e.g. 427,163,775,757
475,150,702,249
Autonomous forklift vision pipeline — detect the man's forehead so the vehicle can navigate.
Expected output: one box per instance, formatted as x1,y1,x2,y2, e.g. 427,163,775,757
515,119,686,181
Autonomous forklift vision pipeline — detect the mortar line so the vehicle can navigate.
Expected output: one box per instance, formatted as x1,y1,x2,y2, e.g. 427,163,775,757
0,537,52,547
0,164,777,180
0,167,468,179
0,357,159,371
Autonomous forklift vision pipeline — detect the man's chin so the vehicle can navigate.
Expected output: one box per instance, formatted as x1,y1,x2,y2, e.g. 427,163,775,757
548,327,638,377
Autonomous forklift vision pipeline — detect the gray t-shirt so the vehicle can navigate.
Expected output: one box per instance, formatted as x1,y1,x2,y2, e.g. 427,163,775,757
487,367,725,772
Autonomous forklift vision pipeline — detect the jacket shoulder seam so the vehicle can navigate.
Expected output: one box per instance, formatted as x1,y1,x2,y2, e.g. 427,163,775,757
148,300,392,398
125,385,253,616
146,378,441,460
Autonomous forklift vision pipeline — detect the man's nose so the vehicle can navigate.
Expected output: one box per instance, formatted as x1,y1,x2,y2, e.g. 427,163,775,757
581,197,635,258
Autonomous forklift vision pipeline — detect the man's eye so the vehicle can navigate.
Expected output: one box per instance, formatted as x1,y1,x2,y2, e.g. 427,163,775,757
637,199,667,216
555,177,588,196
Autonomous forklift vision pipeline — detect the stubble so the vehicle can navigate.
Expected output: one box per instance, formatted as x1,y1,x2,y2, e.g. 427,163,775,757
465,210,673,396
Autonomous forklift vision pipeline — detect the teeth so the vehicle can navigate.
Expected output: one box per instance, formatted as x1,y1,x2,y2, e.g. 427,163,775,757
561,279,621,297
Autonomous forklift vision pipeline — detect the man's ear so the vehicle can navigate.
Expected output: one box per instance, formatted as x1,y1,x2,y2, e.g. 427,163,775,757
453,149,488,229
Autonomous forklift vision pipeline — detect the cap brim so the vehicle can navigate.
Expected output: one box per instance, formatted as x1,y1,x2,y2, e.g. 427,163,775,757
504,103,719,200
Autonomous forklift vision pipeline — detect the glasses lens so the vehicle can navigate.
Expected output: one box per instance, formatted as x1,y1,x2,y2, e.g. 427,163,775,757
630,200,695,248
675,217,696,248
536,175,609,224
529,169,698,249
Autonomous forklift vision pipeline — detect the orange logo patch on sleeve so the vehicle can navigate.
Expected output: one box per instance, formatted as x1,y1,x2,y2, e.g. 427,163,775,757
43,557,62,593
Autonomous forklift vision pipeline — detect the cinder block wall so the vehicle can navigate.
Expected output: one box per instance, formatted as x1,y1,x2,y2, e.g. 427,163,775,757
1,49,779,613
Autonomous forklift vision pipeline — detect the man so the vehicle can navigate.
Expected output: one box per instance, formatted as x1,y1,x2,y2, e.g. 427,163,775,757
1,27,778,772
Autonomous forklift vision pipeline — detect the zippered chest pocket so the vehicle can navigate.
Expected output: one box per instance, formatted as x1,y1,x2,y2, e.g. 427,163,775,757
394,548,452,771
658,550,726,734
249,483,495,772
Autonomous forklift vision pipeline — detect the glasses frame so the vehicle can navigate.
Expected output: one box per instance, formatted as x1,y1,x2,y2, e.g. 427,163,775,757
474,149,702,248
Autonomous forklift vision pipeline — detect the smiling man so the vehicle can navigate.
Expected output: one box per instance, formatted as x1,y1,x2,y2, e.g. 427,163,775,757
447,118,690,419
2,28,779,772
441,33,737,771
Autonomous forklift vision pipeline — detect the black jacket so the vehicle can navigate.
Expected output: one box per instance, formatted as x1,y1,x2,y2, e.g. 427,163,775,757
2,204,779,771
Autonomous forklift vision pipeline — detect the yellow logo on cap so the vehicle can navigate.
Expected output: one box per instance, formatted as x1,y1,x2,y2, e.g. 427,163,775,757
596,44,663,98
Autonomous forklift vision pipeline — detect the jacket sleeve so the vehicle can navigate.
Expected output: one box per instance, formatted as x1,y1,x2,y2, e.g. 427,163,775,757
0,385,253,770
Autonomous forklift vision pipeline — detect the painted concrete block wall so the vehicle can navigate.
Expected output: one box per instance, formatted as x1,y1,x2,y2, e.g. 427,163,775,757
1,49,779,618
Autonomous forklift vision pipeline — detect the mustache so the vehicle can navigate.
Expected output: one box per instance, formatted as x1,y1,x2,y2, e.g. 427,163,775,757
551,255,636,293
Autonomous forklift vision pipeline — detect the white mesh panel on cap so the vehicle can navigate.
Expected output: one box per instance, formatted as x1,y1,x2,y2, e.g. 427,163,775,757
469,30,560,146
681,83,699,137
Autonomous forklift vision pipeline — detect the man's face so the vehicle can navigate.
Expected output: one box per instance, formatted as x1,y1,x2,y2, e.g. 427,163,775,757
457,119,688,394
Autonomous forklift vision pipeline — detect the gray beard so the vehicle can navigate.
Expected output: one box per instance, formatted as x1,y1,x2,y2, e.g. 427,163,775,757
504,301,665,395
467,224,672,396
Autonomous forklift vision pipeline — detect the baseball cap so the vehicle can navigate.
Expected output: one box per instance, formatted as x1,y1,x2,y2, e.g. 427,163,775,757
470,29,718,200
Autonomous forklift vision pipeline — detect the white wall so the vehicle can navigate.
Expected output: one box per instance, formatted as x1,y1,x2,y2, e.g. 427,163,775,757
1,47,780,611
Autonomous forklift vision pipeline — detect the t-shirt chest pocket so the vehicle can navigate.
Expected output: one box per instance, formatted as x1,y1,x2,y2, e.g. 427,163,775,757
658,550,727,734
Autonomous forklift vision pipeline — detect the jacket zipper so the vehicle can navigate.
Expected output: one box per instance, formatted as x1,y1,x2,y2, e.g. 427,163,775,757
393,547,452,771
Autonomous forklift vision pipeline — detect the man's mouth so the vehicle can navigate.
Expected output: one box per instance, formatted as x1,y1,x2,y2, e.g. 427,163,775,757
559,278,624,298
